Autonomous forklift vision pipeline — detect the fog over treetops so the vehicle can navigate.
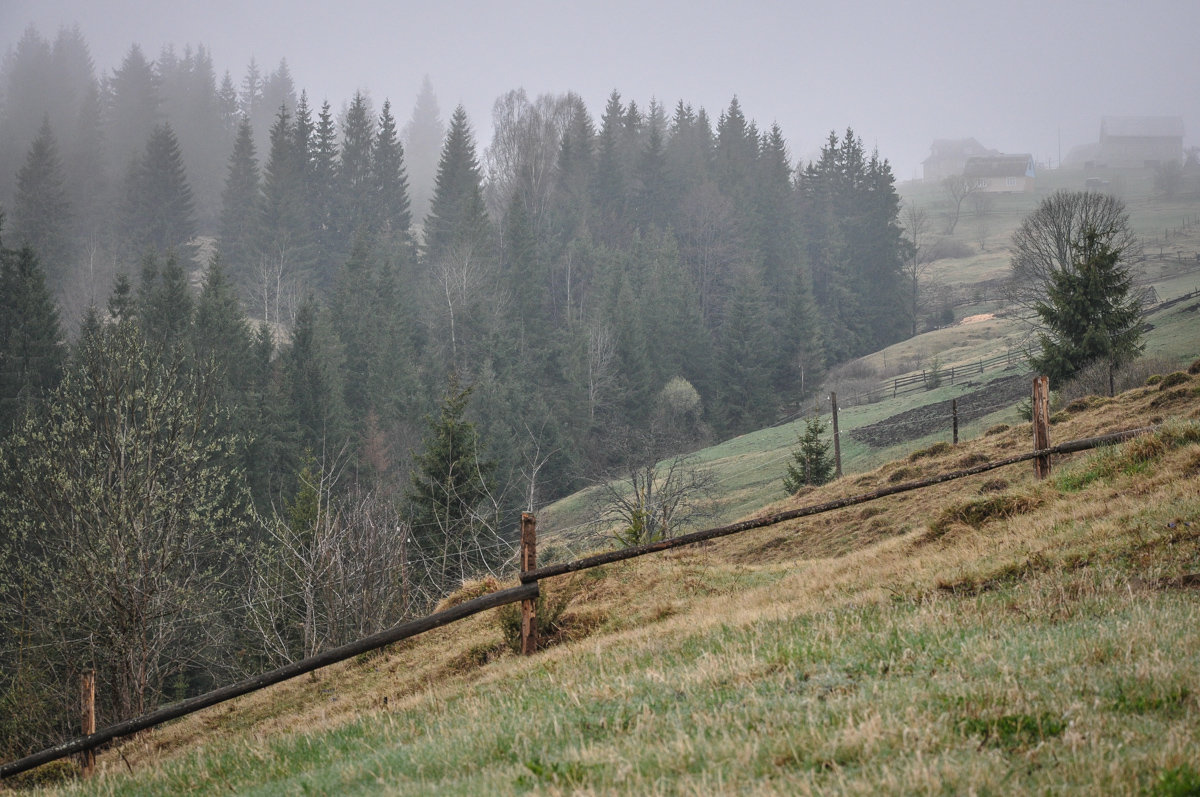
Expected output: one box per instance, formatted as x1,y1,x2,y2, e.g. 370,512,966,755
4,0,1197,181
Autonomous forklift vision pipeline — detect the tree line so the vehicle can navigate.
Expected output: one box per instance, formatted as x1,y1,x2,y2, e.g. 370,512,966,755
0,24,913,756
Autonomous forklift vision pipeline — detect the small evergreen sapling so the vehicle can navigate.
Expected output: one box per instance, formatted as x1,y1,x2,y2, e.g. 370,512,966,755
783,414,834,493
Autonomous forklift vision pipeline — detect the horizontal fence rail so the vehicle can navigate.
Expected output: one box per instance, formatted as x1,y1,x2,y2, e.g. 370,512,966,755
521,426,1155,583
0,582,538,780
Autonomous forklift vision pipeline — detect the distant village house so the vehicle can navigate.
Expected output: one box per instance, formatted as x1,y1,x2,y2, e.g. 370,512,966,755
922,138,999,182
963,154,1036,193
1070,115,1190,169
1093,116,1184,169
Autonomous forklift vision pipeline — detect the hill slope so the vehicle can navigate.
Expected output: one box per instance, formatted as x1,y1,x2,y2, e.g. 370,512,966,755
23,366,1200,795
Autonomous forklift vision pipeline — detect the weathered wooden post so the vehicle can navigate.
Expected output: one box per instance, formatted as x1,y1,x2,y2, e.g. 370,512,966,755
519,513,538,655
952,398,959,445
1032,376,1052,479
830,392,842,479
80,670,95,777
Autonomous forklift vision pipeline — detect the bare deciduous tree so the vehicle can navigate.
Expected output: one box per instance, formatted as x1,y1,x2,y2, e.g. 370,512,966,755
1006,190,1142,313
484,90,579,228
584,319,617,421
593,428,717,547
901,201,932,336
244,447,424,667
941,174,976,234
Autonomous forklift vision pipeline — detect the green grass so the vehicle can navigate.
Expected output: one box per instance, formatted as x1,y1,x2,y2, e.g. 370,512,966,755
36,403,1200,796
55,566,1200,795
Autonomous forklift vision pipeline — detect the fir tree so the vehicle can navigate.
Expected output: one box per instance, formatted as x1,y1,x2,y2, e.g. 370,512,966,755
219,115,261,281
12,117,73,285
120,123,196,259
714,274,775,434
402,75,445,223
0,234,65,432
136,252,193,348
405,376,497,594
105,44,161,174
372,99,412,250
1029,227,1143,390
423,105,491,264
339,91,376,247
782,414,834,492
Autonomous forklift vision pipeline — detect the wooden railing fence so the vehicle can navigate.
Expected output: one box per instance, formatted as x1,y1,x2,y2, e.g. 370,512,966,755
0,378,1157,781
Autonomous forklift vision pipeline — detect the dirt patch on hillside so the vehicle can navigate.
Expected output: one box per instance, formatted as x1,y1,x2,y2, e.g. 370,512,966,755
849,372,1029,448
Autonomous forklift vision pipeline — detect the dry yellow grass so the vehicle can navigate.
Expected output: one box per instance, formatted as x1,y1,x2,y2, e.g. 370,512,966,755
20,371,1200,794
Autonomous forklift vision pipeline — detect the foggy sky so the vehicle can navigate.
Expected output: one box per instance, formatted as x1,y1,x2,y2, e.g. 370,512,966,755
3,0,1198,181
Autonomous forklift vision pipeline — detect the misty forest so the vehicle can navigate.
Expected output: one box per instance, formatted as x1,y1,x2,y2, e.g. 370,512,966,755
0,26,915,753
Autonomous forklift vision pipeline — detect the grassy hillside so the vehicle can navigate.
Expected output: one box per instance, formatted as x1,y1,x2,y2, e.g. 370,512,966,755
533,172,1200,546
18,364,1200,794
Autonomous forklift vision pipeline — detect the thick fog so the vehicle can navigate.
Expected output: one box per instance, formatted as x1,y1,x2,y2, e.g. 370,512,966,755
3,0,1198,179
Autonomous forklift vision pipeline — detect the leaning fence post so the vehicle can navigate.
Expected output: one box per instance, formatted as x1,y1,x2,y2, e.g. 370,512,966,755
830,392,842,479
1032,376,1052,479
80,670,95,777
952,398,959,445
519,513,538,655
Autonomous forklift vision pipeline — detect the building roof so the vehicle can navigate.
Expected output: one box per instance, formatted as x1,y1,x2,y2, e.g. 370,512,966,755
1100,116,1185,139
963,154,1034,178
922,138,998,165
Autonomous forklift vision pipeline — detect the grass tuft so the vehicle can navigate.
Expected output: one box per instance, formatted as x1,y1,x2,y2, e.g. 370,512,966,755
909,442,952,461
1160,372,1191,391
927,493,1041,536
958,712,1067,752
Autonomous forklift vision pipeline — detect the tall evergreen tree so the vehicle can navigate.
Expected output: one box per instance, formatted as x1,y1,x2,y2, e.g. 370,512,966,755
1029,228,1143,390
284,297,346,455
338,91,376,249
12,118,73,286
0,233,65,432
309,101,341,267
120,123,195,259
219,115,262,281
423,105,491,264
105,44,161,174
0,26,54,203
591,91,628,246
258,105,314,313
372,99,413,250
405,377,497,594
714,274,775,434
136,252,194,348
402,75,445,224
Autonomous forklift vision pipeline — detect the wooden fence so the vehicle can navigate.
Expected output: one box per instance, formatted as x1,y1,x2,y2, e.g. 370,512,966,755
832,350,1025,410
0,379,1155,781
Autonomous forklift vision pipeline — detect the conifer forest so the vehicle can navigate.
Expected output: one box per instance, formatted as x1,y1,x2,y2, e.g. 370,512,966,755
0,26,912,754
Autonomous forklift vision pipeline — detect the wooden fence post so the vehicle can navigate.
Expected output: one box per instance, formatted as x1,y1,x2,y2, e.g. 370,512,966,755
1032,376,1052,479
830,392,842,479
519,513,538,656
80,670,95,777
952,398,959,445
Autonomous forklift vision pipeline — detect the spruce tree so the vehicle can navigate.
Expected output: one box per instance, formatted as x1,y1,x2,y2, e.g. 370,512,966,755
310,101,341,267
105,44,161,174
0,235,65,432
423,105,491,264
783,414,834,493
219,115,262,281
1029,228,1143,390
338,91,376,247
120,123,195,258
402,76,445,223
714,274,775,434
12,117,73,285
405,376,496,594
372,99,413,250
136,252,193,348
